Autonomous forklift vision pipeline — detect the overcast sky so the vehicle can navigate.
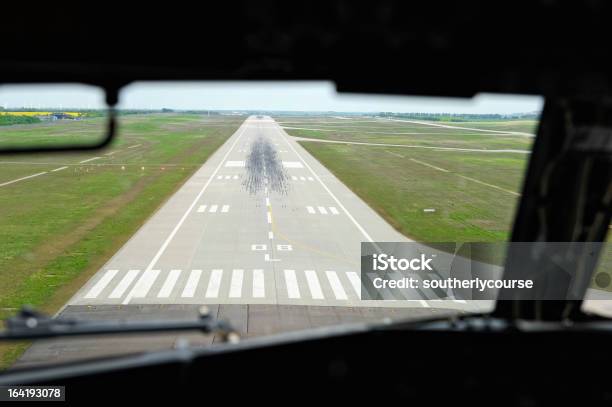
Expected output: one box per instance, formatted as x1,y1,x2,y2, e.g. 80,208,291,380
0,82,543,114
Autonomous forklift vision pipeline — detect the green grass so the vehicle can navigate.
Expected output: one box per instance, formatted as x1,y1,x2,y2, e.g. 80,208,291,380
0,117,107,148
0,113,243,368
298,142,526,242
282,118,535,151
280,117,532,243
437,120,539,134
0,115,41,126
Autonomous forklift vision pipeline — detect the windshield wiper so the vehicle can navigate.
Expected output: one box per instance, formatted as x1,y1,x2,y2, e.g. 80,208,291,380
0,306,239,343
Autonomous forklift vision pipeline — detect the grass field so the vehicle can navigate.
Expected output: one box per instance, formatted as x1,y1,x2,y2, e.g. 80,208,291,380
0,116,107,148
299,143,526,242
281,118,535,243
431,120,538,134
280,118,535,151
0,113,242,368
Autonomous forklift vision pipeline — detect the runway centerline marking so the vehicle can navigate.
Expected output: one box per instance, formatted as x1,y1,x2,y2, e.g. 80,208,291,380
122,123,248,305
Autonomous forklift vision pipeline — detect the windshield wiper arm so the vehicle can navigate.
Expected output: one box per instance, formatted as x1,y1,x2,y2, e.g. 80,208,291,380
0,306,239,343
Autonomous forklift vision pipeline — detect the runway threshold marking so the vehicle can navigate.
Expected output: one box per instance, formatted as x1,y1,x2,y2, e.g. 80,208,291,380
304,270,324,299
84,269,119,299
130,269,161,298
206,269,223,298
284,269,301,299
181,269,202,298
158,269,181,298
325,270,348,300
122,123,248,305
108,269,140,299
253,269,265,297
82,268,470,305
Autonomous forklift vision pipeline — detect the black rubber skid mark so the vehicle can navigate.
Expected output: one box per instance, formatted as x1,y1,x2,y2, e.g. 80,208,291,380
243,135,289,195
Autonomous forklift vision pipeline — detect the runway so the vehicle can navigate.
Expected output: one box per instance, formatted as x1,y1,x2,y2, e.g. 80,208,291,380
65,116,484,312
15,116,492,367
